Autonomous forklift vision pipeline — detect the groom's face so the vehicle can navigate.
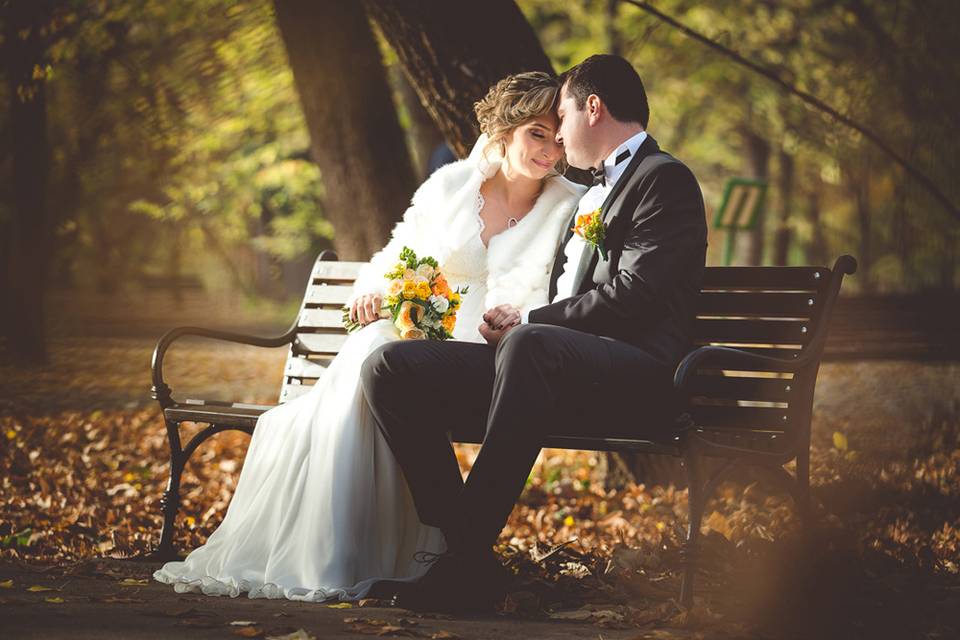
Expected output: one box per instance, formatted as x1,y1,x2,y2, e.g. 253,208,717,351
555,82,596,170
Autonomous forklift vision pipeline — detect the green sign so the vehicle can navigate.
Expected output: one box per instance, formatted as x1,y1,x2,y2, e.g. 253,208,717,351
713,178,768,265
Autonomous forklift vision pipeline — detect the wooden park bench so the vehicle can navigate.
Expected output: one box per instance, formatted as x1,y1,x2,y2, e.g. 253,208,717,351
148,250,857,607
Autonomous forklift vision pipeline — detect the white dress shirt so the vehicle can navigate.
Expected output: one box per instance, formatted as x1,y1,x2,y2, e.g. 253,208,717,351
520,130,648,323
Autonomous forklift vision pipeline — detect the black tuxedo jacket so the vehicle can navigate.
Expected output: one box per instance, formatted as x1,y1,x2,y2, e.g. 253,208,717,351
529,135,708,369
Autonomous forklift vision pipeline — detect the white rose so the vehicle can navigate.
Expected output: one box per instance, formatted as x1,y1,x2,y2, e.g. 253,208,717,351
414,275,430,286
416,264,435,279
430,295,449,314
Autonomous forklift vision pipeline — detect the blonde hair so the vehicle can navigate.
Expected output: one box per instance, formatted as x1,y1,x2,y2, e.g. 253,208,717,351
473,71,565,174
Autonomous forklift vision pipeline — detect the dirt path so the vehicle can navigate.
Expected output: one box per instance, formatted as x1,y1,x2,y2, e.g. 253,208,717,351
0,559,682,640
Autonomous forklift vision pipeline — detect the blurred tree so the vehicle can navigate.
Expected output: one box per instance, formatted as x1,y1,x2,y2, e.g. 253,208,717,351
273,0,417,260
364,0,555,157
1,0,64,365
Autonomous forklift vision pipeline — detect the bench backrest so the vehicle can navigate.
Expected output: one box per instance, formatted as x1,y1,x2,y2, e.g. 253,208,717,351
279,254,363,404
685,265,837,453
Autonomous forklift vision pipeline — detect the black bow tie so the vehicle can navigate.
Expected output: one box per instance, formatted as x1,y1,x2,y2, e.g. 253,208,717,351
589,149,632,188
590,166,606,187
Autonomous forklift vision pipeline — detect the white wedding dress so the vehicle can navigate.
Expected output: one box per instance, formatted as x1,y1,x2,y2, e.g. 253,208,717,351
153,199,494,602
153,133,583,603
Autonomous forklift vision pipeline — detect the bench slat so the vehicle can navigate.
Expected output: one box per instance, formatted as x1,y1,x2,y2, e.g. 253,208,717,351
701,266,830,291
312,261,365,281
295,332,350,354
696,291,819,317
299,308,349,329
694,318,812,344
284,357,328,378
279,383,315,403
165,403,271,429
693,427,788,452
688,404,792,430
686,374,796,403
306,284,355,305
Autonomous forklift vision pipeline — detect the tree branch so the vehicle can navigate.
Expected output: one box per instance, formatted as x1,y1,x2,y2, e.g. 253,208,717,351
622,0,959,224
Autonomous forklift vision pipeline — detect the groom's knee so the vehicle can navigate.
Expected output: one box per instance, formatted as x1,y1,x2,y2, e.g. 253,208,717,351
360,342,405,399
497,323,552,364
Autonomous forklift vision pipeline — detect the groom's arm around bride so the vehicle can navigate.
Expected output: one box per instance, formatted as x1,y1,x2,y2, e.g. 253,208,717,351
362,54,707,613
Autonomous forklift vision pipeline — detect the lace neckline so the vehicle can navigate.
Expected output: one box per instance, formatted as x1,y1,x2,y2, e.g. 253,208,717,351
476,181,545,249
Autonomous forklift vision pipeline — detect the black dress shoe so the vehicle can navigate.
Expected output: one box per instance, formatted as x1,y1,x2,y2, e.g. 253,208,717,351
394,549,509,614
365,578,410,600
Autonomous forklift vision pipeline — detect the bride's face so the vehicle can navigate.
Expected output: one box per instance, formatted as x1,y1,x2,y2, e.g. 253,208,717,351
501,113,564,180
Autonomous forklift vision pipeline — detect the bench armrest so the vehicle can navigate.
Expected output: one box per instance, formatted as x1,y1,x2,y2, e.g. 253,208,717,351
673,344,806,393
151,323,297,408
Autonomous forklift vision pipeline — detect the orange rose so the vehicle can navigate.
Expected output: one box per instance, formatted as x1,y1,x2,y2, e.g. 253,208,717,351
395,300,424,332
400,327,426,340
442,313,456,333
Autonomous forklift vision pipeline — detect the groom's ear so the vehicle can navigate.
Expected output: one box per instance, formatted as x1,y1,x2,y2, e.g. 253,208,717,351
586,94,603,126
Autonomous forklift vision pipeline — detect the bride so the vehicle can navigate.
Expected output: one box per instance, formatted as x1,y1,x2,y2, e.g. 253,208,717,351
153,71,585,602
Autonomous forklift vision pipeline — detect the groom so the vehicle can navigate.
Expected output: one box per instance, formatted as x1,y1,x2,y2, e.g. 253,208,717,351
362,54,707,612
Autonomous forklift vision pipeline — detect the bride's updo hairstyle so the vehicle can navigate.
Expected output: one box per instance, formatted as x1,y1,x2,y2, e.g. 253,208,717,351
473,71,565,174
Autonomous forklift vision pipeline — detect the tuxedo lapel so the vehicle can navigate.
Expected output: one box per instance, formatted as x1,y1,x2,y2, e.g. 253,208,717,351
547,207,578,301
569,135,661,294
599,134,659,226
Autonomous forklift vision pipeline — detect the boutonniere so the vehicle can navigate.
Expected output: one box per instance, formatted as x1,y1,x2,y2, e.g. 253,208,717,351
572,208,607,260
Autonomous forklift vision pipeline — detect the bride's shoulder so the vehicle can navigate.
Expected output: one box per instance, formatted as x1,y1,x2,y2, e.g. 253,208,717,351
410,156,475,206
544,174,588,204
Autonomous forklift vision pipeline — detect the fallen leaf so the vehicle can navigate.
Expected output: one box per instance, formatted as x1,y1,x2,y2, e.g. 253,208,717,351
178,619,220,629
44,596,65,603
549,609,592,621
430,632,462,639
833,431,849,452
232,627,264,638
230,620,259,626
266,631,315,640
119,578,149,586
27,585,56,592
326,602,353,609
0,579,13,588
102,596,146,603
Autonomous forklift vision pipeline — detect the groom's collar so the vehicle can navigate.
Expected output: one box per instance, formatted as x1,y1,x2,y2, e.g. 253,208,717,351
600,130,648,188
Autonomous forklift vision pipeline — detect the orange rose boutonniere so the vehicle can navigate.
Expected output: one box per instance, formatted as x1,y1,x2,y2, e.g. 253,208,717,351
572,208,607,260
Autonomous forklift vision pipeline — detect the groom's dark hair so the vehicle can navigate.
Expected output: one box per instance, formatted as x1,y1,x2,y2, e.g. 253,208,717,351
559,54,649,128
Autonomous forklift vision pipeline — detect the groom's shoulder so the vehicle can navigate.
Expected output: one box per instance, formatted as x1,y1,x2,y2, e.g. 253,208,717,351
633,147,699,189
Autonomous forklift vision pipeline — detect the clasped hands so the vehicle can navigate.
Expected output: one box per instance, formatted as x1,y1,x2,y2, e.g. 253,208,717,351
479,303,520,345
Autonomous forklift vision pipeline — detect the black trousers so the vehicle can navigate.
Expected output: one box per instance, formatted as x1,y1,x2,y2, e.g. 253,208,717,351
360,323,677,553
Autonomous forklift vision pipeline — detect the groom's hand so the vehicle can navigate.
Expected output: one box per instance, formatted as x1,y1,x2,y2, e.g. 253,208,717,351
480,304,521,346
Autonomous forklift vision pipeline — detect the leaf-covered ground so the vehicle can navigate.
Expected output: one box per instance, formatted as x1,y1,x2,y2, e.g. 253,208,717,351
2,294,959,638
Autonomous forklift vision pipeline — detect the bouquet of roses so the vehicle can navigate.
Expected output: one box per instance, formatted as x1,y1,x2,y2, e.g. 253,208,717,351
342,247,467,340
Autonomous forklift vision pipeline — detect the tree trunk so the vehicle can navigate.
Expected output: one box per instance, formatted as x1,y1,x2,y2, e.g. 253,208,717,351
363,0,554,158
390,64,445,180
605,0,622,56
805,183,828,267
273,0,418,260
848,158,874,293
741,128,771,266
2,1,58,365
772,148,794,266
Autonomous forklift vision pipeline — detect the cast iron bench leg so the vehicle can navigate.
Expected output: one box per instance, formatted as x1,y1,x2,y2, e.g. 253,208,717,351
154,417,185,561
680,448,705,609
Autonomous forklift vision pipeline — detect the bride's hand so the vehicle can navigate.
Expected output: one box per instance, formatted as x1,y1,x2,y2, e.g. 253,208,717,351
351,293,383,326
482,304,521,330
